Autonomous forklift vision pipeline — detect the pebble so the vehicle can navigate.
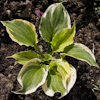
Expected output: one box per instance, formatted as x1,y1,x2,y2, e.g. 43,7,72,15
96,70,100,74
5,10,11,17
39,96,43,99
87,76,91,80
91,79,94,82
9,65,14,69
38,45,43,52
14,61,18,66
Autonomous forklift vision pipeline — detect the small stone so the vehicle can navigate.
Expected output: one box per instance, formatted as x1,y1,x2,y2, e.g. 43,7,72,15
87,76,91,80
38,45,43,52
79,38,82,41
91,79,94,82
1,29,5,32
90,69,93,72
79,86,81,88
14,61,18,66
9,66,14,69
8,74,12,78
39,96,43,99
96,70,100,74
77,66,80,68
5,10,11,17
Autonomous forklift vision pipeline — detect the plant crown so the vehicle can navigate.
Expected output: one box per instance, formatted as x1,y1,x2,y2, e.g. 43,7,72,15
1,3,99,99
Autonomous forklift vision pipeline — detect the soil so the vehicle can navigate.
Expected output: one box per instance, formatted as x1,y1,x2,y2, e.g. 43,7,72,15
0,0,100,100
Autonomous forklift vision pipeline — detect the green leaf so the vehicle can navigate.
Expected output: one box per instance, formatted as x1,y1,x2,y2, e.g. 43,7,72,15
56,59,71,89
49,60,57,70
7,50,39,65
51,22,75,52
42,65,76,99
42,54,56,62
1,19,38,47
63,43,99,67
39,3,71,43
42,68,66,99
12,58,48,94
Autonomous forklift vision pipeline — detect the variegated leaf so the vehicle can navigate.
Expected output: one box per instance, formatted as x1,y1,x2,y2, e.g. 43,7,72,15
7,50,39,65
66,65,76,93
51,22,75,52
1,19,38,47
12,58,48,94
39,3,71,43
63,43,99,67
56,59,71,89
42,65,77,99
42,68,66,99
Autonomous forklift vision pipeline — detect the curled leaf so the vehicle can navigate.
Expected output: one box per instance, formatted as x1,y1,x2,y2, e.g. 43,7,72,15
42,64,77,99
1,19,38,47
56,59,71,89
13,58,48,94
42,69,66,99
63,43,99,67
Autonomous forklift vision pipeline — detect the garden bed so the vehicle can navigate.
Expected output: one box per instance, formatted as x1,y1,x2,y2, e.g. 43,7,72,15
0,0,100,100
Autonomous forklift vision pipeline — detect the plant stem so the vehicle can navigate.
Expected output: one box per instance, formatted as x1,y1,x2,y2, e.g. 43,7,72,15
51,51,54,55
34,44,44,58
47,43,51,53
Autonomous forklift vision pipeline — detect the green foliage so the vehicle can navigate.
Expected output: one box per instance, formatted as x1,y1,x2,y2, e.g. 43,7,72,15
1,19,38,47
92,83,100,98
7,50,39,65
1,3,99,99
39,3,71,43
63,43,99,67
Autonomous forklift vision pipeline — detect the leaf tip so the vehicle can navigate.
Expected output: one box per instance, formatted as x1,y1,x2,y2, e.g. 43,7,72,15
6,56,13,59
0,21,5,26
94,63,99,68
12,89,25,94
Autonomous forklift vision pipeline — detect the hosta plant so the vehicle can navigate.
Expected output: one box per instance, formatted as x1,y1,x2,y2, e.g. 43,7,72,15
1,3,99,99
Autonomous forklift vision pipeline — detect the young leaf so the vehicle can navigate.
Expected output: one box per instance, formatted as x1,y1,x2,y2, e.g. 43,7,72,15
51,22,75,52
12,58,48,94
56,59,71,89
63,43,99,67
39,3,71,43
1,19,38,47
42,54,56,62
7,50,39,65
42,69,66,99
42,65,76,99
